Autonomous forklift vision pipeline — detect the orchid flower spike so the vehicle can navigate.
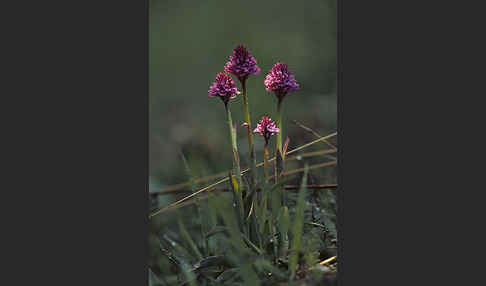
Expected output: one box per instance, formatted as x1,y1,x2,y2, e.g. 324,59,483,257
208,72,240,107
224,45,261,83
253,116,280,145
264,62,299,102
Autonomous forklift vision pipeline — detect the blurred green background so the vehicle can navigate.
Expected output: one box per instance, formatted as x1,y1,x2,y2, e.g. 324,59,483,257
149,0,337,188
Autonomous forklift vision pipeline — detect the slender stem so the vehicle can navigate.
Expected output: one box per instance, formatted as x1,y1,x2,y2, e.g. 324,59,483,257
242,81,253,150
263,144,269,181
226,105,247,235
276,99,283,153
275,98,285,204
241,81,257,189
275,99,283,184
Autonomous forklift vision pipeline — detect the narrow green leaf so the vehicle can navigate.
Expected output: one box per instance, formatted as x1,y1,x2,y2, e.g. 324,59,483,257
289,164,309,279
229,172,245,234
258,182,273,235
191,256,229,273
214,195,248,257
161,234,192,265
242,234,263,255
247,191,263,249
215,268,239,283
178,215,203,261
205,226,229,239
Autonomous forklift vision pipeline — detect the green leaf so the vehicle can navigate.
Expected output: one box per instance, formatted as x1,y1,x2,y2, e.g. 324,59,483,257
160,234,192,265
248,192,263,249
178,215,203,261
215,268,239,284
242,234,263,255
191,256,230,273
205,226,229,239
289,164,309,279
229,173,245,234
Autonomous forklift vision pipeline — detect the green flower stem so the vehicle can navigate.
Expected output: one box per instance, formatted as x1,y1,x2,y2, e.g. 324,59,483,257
226,105,243,191
227,107,248,234
275,99,285,205
276,99,283,154
226,105,247,236
263,144,269,182
241,81,258,189
275,99,283,183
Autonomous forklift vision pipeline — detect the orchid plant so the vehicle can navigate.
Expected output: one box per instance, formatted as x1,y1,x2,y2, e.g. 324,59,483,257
149,45,337,285
208,45,305,269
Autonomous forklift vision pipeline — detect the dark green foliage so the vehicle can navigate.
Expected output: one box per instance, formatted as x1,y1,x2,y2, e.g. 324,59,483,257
149,169,338,285
149,129,338,285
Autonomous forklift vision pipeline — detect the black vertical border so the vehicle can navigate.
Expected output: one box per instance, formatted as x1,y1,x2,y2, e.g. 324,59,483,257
336,0,465,284
337,0,344,283
9,0,151,284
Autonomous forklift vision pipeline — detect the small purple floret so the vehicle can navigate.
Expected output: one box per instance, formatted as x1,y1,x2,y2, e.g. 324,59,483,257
208,72,240,106
254,116,280,145
264,62,299,101
224,45,261,83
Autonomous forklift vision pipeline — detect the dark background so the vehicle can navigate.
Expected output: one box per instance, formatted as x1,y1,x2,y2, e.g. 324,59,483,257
149,0,337,189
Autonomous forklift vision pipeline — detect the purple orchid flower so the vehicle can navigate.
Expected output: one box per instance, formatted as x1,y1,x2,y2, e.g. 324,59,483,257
208,72,240,107
254,116,280,145
264,62,299,102
224,45,261,83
